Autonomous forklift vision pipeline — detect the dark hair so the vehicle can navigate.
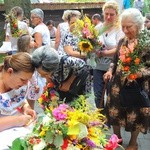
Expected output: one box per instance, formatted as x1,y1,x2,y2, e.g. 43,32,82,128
3,52,35,73
17,34,31,53
46,20,55,26
92,14,102,21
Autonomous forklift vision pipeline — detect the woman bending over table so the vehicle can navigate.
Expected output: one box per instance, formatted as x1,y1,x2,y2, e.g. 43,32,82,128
0,53,36,131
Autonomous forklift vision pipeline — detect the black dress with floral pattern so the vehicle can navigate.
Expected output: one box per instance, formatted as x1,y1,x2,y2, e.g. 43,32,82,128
106,37,150,134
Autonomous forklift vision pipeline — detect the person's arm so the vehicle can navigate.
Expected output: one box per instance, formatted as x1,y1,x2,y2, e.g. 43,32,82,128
5,23,10,41
64,45,86,58
55,25,61,50
30,32,42,49
0,115,32,132
97,48,117,57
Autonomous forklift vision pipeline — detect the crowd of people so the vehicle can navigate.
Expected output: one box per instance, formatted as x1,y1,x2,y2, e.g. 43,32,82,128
0,1,150,150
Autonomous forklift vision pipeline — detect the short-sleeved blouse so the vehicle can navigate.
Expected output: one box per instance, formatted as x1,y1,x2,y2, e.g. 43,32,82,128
0,86,27,116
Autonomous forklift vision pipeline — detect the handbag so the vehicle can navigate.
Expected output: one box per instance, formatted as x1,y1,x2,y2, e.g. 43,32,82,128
120,81,150,108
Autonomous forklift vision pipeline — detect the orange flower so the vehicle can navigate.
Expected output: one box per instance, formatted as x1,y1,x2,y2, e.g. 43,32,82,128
124,57,132,64
128,73,137,80
69,135,77,140
123,66,130,72
134,58,140,65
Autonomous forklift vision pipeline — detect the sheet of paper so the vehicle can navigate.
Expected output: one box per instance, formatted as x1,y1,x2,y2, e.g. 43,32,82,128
0,125,32,150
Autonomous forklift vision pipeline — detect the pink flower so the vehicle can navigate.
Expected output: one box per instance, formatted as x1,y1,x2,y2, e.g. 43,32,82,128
52,104,69,121
82,27,91,38
119,55,126,62
105,134,122,150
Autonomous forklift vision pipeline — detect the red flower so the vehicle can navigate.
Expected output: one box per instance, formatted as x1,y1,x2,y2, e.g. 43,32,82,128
13,23,17,28
105,134,122,150
47,82,54,88
41,94,47,101
61,139,69,150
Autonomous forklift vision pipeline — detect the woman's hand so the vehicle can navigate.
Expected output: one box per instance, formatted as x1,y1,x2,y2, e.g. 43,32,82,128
103,71,112,82
23,107,36,120
17,115,32,126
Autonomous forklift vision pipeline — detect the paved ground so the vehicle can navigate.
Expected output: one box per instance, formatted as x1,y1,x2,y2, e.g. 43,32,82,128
35,96,150,150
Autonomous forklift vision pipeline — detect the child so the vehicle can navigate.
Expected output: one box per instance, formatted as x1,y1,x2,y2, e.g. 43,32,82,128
17,34,46,109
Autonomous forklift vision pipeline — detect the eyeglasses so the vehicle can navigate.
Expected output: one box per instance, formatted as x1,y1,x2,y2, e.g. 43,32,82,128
145,20,150,23
30,16,39,19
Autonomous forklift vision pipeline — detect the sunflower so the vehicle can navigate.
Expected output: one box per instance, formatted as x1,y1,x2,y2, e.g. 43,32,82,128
78,39,93,53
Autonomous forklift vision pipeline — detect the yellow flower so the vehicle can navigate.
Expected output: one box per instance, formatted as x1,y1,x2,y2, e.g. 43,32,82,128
39,130,46,137
78,40,93,53
38,98,43,104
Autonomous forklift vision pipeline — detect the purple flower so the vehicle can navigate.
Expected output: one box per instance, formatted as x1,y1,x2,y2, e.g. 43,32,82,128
85,138,96,148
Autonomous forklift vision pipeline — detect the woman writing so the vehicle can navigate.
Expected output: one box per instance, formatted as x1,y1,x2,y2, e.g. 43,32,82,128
104,8,150,150
0,53,36,131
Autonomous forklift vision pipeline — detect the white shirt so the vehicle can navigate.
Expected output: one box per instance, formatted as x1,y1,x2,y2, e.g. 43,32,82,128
32,23,50,46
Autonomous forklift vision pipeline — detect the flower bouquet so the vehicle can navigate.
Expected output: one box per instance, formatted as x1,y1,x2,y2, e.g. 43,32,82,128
11,82,123,150
5,12,24,38
73,15,101,55
118,29,150,81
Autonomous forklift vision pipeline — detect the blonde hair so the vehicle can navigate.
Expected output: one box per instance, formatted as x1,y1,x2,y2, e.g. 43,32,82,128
10,6,24,18
3,53,34,73
62,10,81,21
102,0,120,28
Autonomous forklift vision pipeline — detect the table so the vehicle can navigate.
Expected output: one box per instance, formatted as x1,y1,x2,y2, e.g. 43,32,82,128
0,125,32,150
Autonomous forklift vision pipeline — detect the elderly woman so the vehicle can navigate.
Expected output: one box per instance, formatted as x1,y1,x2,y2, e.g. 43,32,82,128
32,45,60,83
104,8,150,150
93,1,124,108
0,53,36,131
55,10,81,51
30,8,50,49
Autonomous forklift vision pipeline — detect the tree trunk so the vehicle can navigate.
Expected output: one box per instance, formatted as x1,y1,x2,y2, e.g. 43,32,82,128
4,0,31,19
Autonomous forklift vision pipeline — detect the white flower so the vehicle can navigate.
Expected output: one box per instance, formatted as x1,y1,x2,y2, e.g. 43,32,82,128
33,139,46,150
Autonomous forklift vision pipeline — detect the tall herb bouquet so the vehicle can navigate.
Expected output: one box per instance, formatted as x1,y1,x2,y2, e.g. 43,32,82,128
5,12,24,38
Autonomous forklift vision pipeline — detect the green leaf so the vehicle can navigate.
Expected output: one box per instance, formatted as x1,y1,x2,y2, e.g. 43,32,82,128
67,123,80,135
53,134,63,148
78,123,88,139
11,138,27,150
45,131,54,144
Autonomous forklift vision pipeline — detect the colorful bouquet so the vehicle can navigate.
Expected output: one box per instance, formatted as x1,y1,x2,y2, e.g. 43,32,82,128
118,29,150,81
73,15,101,55
5,12,24,38
11,82,123,150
